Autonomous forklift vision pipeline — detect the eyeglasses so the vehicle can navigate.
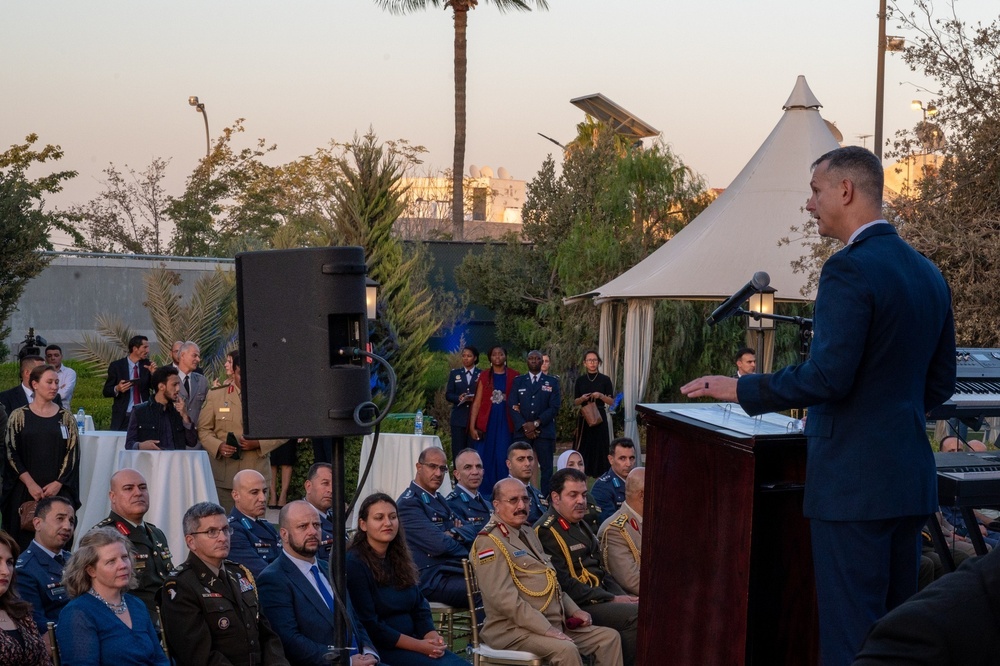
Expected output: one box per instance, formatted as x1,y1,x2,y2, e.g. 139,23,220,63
499,496,532,506
420,463,450,473
189,526,233,539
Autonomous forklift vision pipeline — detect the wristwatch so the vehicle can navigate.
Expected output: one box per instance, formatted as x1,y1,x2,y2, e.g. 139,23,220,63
533,420,540,428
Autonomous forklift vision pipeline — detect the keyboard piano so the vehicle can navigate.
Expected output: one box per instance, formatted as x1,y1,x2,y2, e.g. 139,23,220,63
928,348,1000,420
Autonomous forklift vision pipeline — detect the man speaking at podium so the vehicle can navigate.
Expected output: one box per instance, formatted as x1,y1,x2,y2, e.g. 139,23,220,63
682,146,956,666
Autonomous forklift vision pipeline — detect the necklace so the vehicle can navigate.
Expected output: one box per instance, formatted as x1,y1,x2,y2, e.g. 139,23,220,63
90,588,128,615
586,372,599,381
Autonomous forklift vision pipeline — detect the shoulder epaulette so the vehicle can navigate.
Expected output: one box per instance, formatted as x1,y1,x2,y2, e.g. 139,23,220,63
611,513,629,530
541,513,556,528
14,550,36,567
208,385,228,392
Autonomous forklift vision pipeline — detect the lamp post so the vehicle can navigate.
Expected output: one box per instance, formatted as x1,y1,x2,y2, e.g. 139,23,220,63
188,96,210,158
874,0,906,161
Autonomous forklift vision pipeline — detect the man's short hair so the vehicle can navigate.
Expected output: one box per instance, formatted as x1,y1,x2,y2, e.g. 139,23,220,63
183,501,226,535
19,355,44,373
179,341,199,354
454,448,479,467
812,145,884,205
307,462,332,481
35,496,74,521
735,346,755,363
610,437,635,455
151,365,179,393
550,467,587,495
417,447,446,464
507,441,533,460
44,344,62,354
128,335,148,353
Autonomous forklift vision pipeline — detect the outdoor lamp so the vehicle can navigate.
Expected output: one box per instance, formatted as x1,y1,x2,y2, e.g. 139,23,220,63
366,278,379,320
746,287,776,330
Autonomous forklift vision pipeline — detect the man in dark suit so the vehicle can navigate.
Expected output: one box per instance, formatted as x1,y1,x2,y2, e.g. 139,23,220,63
0,355,63,414
734,346,756,378
257,501,378,666
509,349,562,496
445,345,480,460
683,146,956,666
102,335,155,431
304,462,336,562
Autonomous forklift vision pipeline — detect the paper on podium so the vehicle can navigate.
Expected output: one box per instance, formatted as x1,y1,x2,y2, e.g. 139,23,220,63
670,403,803,436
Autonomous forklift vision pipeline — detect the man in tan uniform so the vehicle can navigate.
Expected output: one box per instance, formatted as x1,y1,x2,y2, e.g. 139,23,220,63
197,350,283,511
597,467,643,596
472,477,623,666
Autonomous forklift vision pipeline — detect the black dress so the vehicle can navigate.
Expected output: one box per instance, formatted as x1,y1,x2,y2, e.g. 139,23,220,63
574,372,614,478
2,407,79,551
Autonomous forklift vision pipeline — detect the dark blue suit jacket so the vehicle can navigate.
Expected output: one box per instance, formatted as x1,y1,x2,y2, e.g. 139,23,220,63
508,373,561,440
102,357,152,431
739,224,956,521
15,542,71,631
446,367,480,429
0,385,62,414
257,552,375,665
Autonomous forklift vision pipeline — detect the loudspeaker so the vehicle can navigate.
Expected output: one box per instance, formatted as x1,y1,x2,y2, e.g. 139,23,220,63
236,246,373,438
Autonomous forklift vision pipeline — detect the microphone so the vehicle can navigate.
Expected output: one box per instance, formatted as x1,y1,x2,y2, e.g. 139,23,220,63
705,271,771,326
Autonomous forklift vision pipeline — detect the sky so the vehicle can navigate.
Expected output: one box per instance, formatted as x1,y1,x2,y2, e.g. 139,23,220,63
3,1,994,250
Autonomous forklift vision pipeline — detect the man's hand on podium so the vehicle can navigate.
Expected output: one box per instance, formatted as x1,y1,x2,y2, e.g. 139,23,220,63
680,375,739,402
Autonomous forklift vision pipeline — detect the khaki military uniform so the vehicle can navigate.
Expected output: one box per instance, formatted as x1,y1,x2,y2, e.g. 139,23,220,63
535,508,639,665
197,384,284,511
597,502,642,596
472,517,623,666
95,511,173,621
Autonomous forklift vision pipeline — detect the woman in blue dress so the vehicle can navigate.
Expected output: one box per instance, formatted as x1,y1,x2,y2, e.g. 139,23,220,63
56,527,168,665
468,346,514,492
346,493,468,666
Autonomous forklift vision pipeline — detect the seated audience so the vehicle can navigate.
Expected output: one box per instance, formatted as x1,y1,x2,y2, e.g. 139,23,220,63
56,527,168,665
556,450,603,531
346,493,467,666
591,438,637,519
257,501,378,666
227,470,281,577
15,496,75,633
507,441,547,524
303,462,335,562
0,530,51,665
446,448,492,527
125,365,197,450
597,467,644,597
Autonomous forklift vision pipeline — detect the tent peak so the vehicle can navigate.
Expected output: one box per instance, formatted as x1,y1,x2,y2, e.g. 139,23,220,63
783,75,822,110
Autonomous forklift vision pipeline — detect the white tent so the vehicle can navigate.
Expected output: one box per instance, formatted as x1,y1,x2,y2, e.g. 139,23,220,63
569,76,841,444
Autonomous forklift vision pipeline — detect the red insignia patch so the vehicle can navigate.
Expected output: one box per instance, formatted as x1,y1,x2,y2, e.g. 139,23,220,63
498,523,509,537
114,522,130,536
558,517,570,531
630,518,639,531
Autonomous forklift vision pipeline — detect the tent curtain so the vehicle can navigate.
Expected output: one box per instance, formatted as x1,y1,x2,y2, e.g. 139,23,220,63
744,327,777,373
599,301,625,388
623,299,654,457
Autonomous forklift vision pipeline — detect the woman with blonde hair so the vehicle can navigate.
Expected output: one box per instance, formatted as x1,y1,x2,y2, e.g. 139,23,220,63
56,527,168,665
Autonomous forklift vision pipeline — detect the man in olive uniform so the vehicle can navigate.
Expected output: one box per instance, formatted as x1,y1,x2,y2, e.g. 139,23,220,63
473,478,623,666
597,467,643,597
95,468,173,620
536,468,639,665
158,501,289,666
198,350,284,512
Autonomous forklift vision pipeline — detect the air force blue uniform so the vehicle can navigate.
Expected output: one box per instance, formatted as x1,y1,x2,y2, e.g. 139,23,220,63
397,481,476,608
508,373,561,496
591,470,626,518
15,543,71,632
228,508,281,577
315,508,336,563
445,486,492,528
446,366,480,458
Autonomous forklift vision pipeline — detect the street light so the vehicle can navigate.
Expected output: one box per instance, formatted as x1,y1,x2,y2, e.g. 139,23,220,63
874,0,907,162
188,96,210,158
911,100,938,121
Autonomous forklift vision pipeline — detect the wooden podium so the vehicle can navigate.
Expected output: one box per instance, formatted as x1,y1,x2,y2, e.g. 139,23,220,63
636,404,819,665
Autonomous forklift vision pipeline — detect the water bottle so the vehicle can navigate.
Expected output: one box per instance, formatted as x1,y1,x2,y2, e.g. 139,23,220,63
414,409,424,436
76,408,86,435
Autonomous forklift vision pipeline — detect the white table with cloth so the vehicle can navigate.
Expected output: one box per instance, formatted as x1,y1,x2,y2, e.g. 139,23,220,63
76,430,128,536
347,433,452,529
116,449,219,562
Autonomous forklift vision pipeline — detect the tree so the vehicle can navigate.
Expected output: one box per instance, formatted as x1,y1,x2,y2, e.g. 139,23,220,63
375,0,549,240
886,0,1000,346
330,131,440,412
0,134,79,351
71,158,171,255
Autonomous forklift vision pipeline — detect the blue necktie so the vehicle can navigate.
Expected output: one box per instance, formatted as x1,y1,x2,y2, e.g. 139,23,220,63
310,564,336,612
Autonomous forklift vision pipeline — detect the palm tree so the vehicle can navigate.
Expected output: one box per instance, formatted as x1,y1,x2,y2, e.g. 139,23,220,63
376,0,548,240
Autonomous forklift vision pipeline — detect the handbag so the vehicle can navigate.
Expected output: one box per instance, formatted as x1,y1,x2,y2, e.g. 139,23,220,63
581,400,603,427
19,500,38,531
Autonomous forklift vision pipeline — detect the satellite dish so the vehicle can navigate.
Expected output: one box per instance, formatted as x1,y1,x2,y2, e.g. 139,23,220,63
824,119,844,143
469,165,480,178
916,121,945,152
497,167,511,179
480,166,494,178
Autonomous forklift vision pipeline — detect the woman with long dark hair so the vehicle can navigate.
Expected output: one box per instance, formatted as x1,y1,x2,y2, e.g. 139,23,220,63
468,345,514,490
346,493,467,666
573,350,615,478
0,530,50,665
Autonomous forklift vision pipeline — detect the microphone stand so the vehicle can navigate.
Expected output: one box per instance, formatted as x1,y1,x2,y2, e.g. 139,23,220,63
736,308,814,362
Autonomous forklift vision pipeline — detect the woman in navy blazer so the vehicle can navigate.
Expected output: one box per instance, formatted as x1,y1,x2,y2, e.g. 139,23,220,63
345,493,467,666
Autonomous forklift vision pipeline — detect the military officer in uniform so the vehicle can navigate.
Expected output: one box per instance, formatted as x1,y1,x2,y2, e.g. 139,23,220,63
93,468,173,621
304,462,336,562
397,446,478,608
507,441,547,523
508,350,562,496
227,469,281,577
536,468,638,665
158,501,289,666
446,448,492,527
597,468,643,596
473,477,623,666
15,496,75,633
445,345,480,458
591,438,636,518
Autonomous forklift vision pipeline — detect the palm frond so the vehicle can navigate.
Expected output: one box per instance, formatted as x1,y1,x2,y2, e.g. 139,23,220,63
143,267,184,343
